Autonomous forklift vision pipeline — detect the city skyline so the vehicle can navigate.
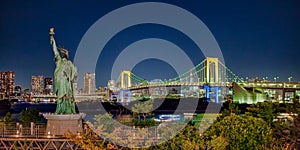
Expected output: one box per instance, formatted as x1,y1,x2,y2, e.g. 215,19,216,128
1,1,300,89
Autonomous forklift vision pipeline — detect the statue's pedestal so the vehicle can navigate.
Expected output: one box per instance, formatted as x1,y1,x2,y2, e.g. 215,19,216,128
43,113,86,136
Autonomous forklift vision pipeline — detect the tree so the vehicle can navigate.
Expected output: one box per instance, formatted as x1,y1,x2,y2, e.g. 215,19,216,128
244,101,300,149
271,101,300,149
68,101,293,149
65,124,107,150
218,102,240,121
68,113,275,149
204,114,274,150
154,122,228,150
19,108,42,127
131,99,154,121
93,113,116,133
246,102,278,126
155,123,205,149
0,112,15,125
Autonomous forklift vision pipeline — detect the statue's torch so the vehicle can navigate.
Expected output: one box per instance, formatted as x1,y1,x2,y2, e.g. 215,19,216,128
49,27,55,36
49,27,55,45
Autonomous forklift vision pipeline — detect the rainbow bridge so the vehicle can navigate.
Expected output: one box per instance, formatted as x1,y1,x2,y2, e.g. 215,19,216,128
113,57,300,104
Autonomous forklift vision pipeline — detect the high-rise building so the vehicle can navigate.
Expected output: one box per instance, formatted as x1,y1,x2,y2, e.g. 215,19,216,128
44,77,53,95
14,85,22,96
31,76,44,95
0,71,15,98
84,73,96,94
107,80,116,92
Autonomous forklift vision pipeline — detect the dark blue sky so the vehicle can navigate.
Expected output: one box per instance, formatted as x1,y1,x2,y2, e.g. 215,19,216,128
1,0,300,89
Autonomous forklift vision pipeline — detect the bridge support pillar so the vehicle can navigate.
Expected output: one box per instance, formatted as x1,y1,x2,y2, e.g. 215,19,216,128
120,90,131,103
204,85,210,102
215,87,219,103
204,85,219,103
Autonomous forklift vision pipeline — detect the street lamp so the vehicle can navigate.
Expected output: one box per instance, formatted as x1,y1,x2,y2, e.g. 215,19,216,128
274,77,279,82
288,77,292,83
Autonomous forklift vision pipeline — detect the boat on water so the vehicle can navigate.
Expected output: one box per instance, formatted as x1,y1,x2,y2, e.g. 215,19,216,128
154,114,182,122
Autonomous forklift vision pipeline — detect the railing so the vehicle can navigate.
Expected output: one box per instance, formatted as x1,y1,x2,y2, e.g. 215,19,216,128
0,122,84,150
0,122,47,138
240,82,300,89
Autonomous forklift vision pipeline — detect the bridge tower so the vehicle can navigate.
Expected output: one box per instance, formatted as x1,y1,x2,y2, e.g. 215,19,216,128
205,57,219,83
121,70,132,89
119,70,132,103
205,57,220,103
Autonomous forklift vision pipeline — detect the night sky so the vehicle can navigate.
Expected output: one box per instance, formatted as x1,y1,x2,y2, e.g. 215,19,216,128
1,0,300,89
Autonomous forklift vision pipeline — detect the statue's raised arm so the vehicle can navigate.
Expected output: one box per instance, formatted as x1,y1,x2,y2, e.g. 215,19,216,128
49,28,61,60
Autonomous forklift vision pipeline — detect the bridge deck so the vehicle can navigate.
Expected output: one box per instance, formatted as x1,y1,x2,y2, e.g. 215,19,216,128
125,82,300,90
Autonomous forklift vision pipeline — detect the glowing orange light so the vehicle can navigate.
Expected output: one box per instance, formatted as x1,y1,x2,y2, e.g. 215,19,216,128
50,27,54,32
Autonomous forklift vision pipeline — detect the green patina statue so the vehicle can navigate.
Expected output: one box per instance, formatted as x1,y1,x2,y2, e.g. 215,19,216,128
49,28,77,114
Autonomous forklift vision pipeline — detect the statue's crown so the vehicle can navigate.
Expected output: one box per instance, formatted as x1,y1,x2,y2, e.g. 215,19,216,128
59,48,69,55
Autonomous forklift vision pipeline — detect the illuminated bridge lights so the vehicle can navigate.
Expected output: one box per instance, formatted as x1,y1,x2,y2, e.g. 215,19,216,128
116,58,300,95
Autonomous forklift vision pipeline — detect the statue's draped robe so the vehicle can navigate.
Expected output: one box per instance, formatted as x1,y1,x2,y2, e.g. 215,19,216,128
51,36,77,114
54,56,77,114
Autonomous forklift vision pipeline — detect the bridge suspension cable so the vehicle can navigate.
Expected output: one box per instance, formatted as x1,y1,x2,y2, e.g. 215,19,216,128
218,61,243,82
117,57,244,89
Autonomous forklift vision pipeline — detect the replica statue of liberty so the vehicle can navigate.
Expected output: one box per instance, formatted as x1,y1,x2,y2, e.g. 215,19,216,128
49,28,77,114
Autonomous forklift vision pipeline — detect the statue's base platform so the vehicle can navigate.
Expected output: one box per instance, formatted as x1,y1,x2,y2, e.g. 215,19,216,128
43,113,86,136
